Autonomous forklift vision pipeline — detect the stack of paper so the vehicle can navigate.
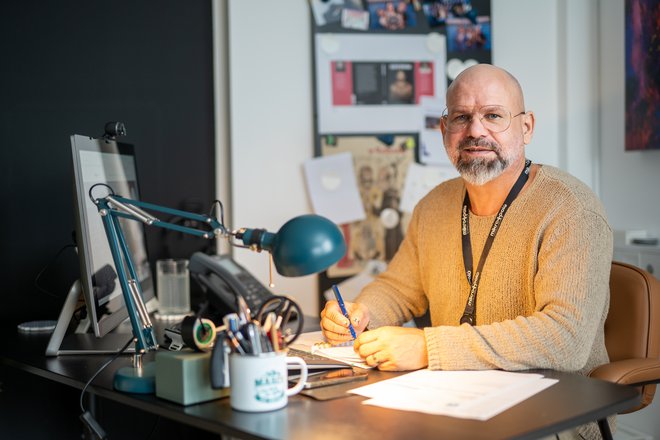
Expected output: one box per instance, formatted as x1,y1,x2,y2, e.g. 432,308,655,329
349,369,557,420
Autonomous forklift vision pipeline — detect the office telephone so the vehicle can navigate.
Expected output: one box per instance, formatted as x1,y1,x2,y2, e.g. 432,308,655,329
189,252,276,318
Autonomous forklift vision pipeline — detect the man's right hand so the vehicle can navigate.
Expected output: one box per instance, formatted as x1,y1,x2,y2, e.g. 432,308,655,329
320,300,370,345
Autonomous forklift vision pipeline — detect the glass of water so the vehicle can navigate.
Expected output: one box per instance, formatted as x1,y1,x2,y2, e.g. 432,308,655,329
156,258,191,320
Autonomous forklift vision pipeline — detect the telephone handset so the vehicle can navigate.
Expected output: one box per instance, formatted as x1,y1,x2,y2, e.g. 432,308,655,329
188,252,276,318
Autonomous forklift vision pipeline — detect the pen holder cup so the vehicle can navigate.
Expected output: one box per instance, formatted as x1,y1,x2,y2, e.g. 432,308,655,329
229,352,307,412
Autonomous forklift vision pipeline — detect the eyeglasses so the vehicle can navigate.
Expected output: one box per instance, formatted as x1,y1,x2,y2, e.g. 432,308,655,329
441,105,526,133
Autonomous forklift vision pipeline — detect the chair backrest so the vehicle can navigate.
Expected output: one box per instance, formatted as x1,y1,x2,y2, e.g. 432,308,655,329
605,261,660,409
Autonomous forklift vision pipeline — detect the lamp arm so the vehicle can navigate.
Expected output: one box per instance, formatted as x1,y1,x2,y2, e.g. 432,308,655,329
97,199,158,353
109,195,228,238
94,193,230,355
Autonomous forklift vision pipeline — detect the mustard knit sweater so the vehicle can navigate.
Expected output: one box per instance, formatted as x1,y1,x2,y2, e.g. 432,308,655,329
357,164,613,376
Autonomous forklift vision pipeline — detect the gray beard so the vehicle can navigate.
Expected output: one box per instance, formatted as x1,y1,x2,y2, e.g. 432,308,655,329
453,138,511,186
456,155,508,185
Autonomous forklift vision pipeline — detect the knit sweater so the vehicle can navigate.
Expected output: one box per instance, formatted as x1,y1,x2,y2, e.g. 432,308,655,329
357,164,613,376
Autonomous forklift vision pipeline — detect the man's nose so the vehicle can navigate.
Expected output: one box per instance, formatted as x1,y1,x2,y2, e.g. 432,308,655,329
465,115,490,137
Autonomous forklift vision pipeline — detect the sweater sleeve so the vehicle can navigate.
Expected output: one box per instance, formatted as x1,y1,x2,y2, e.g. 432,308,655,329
425,209,613,373
356,203,429,327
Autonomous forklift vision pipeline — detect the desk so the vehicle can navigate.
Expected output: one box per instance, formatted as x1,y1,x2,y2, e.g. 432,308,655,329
1,327,641,440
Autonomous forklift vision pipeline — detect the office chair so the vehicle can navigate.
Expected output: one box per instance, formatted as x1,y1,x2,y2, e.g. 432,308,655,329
589,261,660,414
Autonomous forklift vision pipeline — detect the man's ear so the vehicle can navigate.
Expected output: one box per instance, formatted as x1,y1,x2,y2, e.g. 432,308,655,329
522,111,535,144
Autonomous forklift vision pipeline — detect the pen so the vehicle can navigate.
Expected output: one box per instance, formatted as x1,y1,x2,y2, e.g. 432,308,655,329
246,322,261,354
331,284,357,339
225,327,246,354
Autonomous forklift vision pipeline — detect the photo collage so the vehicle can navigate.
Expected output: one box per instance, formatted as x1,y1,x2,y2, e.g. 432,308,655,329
310,0,492,286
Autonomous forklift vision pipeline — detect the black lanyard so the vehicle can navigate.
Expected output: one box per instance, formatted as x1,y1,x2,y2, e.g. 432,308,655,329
459,159,532,325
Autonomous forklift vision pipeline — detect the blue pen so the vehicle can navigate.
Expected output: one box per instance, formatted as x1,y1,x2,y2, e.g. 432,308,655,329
331,284,357,339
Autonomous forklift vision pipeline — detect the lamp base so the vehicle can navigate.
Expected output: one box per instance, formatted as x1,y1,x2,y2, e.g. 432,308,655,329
113,362,156,394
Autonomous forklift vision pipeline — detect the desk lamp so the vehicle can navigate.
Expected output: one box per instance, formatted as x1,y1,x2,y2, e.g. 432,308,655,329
91,184,346,393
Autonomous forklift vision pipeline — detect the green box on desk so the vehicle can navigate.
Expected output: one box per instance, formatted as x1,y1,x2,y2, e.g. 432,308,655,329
155,350,229,405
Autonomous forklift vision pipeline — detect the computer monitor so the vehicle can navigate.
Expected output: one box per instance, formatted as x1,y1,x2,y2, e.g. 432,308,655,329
46,134,155,355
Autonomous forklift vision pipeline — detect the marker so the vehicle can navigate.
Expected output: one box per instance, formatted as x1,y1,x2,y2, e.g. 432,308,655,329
331,284,357,339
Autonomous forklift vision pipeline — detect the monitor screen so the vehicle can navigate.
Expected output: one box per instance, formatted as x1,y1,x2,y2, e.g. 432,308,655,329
70,134,154,337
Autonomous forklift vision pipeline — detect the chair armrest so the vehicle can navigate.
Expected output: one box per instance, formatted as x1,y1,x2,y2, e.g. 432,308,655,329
589,358,660,386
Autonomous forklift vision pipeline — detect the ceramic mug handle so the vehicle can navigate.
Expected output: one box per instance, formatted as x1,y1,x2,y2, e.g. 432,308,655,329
286,356,308,396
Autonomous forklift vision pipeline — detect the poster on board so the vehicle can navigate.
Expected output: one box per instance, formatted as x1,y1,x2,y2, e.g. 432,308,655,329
318,134,417,277
315,33,447,134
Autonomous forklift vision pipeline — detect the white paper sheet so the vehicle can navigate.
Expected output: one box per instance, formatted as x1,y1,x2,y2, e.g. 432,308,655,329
349,369,557,420
303,152,366,225
400,162,459,213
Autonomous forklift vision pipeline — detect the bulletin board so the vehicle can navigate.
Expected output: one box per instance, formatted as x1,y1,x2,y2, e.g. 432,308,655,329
309,0,492,305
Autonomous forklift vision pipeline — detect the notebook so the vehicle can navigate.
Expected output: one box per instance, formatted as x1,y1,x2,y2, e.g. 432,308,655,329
289,331,372,369
287,348,351,370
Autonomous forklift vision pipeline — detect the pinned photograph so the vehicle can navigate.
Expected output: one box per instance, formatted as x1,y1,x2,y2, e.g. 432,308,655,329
422,0,450,27
366,0,417,31
423,0,486,28
342,8,370,31
311,0,364,27
387,63,415,104
446,16,491,52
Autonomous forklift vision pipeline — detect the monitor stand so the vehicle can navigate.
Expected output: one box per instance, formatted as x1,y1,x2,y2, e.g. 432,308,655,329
46,280,135,356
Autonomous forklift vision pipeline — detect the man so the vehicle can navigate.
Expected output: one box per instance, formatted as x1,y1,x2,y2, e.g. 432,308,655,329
321,64,612,378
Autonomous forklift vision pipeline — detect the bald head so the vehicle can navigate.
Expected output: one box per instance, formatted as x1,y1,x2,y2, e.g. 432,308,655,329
447,64,525,111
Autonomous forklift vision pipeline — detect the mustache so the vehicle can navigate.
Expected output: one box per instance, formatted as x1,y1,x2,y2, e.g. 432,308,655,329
458,138,499,151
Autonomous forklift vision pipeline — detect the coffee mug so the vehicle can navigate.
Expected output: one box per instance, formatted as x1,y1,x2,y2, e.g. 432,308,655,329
229,352,308,412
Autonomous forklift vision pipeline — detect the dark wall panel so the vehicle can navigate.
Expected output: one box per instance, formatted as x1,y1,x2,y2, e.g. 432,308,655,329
0,0,215,324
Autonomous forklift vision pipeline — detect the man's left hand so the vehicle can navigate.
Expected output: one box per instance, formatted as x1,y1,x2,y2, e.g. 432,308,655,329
354,327,428,371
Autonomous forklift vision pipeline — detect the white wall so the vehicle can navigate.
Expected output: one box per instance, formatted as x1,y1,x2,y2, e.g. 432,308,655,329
493,0,601,190
227,0,317,313
226,0,608,314
491,1,563,170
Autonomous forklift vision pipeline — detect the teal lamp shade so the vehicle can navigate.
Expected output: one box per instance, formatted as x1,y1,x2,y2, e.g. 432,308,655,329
239,214,346,277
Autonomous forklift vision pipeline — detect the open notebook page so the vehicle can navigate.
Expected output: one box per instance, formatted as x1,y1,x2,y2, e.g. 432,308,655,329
290,331,372,369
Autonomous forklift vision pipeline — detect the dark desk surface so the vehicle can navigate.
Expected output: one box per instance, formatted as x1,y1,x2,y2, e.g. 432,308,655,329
2,326,641,440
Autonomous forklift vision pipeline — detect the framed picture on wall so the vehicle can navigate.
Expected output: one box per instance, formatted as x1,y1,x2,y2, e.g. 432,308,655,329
625,0,660,151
